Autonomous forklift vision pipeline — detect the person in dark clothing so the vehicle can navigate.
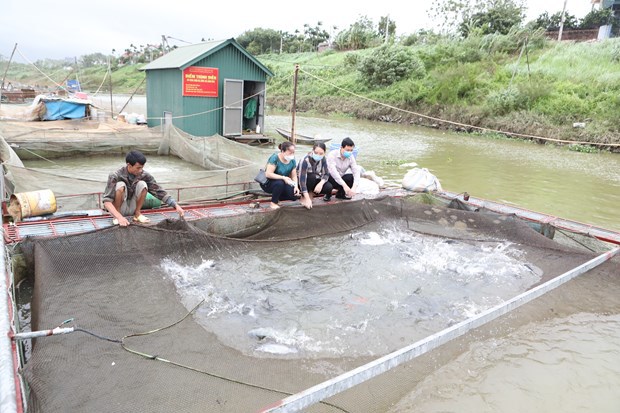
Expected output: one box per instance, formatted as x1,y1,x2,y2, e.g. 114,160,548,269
103,150,184,226
297,142,333,209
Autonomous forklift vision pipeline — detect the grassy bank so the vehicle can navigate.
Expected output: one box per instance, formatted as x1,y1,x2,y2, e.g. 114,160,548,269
261,37,620,149
3,35,620,149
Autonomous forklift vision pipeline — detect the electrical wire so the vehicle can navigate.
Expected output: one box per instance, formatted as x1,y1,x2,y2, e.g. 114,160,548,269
119,299,349,413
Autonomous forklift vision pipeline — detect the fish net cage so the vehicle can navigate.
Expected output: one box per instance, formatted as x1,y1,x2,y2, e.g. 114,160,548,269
14,196,620,413
0,124,266,212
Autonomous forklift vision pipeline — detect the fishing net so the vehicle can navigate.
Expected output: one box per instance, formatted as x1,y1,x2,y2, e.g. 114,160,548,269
17,196,620,413
0,123,266,212
0,119,164,160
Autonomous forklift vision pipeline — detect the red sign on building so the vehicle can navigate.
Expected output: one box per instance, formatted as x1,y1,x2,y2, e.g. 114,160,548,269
182,66,219,97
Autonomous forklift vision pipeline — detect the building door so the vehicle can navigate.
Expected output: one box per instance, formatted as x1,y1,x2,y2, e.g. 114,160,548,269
223,79,243,136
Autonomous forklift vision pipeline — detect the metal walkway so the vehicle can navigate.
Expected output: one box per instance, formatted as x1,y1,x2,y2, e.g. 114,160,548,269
2,201,269,244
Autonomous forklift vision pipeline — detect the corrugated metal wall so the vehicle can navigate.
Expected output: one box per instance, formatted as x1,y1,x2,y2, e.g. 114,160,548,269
146,44,268,137
145,70,184,129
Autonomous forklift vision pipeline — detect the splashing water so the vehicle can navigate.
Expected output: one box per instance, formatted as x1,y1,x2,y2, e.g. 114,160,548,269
160,224,541,358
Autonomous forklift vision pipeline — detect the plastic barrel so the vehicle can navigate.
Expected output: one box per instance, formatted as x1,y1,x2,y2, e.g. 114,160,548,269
8,189,57,221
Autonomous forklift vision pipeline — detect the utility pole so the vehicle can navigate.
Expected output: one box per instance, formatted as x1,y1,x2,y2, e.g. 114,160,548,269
161,35,170,54
558,0,568,41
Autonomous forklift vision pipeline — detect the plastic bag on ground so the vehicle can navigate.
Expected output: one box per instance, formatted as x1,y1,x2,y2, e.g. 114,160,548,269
402,167,442,192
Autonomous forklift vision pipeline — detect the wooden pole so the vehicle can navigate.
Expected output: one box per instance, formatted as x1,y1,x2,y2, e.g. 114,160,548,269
108,56,114,118
0,43,18,108
290,64,299,145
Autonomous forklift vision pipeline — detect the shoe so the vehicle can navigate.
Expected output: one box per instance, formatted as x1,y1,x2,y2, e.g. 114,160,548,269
323,195,331,202
132,214,150,224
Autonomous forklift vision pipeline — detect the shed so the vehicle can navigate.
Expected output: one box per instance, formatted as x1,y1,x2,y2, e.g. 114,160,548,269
141,38,274,139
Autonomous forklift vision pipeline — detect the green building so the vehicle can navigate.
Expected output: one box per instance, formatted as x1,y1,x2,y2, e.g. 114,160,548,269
141,38,274,138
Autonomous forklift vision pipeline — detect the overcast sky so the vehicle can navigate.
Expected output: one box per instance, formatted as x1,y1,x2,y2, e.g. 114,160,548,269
1,0,596,62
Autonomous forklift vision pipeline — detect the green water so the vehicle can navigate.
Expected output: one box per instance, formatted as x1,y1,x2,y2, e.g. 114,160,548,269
267,114,620,232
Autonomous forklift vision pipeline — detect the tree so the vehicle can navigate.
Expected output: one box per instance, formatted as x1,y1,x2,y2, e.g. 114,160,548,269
429,0,525,35
579,8,616,29
378,16,397,40
79,53,108,67
527,11,577,31
237,28,283,54
303,22,331,50
459,1,525,36
334,16,380,50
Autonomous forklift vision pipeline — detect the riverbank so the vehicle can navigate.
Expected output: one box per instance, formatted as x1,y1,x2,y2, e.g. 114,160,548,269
267,94,620,152
261,36,620,152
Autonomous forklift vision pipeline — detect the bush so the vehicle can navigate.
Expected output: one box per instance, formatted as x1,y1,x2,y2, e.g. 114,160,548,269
486,86,527,114
425,63,492,105
534,91,594,123
344,53,360,68
358,45,426,86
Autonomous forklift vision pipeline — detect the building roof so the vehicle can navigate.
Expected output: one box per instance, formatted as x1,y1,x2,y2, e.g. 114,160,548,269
140,38,273,76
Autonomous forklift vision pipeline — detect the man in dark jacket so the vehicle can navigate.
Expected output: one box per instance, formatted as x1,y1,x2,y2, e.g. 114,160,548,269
102,150,184,226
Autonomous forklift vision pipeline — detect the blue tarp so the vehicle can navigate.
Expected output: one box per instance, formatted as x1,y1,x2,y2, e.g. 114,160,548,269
43,100,87,120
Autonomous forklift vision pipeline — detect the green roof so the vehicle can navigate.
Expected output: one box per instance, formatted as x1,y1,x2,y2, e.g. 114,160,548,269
140,38,273,76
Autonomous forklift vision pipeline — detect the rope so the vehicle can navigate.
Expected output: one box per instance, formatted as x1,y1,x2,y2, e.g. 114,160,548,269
556,228,597,252
91,69,109,96
120,299,349,413
15,47,70,94
8,146,58,165
297,67,620,148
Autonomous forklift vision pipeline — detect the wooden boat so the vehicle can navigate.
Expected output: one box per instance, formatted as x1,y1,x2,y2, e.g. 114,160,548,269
275,128,331,145
226,132,275,146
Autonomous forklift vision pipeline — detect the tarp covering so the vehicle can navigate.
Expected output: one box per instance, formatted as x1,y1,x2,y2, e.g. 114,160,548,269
41,99,87,120
18,196,620,413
